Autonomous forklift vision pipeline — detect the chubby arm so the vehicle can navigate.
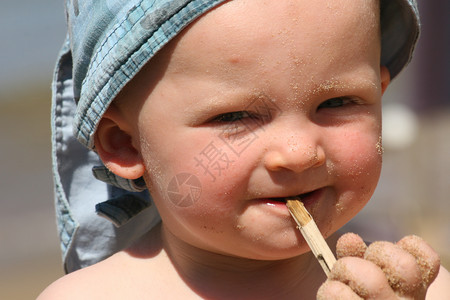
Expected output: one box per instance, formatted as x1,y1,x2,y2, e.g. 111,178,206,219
317,233,450,299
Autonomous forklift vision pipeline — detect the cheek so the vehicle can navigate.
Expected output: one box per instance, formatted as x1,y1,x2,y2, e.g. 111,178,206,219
331,128,382,196
140,127,249,219
318,129,382,236
138,126,207,193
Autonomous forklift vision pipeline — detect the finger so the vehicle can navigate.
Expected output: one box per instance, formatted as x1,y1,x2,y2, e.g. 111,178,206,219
317,280,363,300
329,257,397,299
336,233,367,259
397,235,440,287
364,241,423,298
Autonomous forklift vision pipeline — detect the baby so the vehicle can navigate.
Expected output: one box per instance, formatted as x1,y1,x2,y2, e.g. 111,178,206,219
40,0,450,299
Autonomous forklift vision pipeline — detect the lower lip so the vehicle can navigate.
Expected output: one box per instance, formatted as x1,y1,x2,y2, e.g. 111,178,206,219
251,198,288,213
264,199,288,208
258,189,323,210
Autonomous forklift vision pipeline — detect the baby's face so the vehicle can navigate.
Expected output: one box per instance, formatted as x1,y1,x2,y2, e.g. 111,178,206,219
125,0,388,259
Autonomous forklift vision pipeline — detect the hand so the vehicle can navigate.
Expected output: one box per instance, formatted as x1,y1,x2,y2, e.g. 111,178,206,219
317,233,440,299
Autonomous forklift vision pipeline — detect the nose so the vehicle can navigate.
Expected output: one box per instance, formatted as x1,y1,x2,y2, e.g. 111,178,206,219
263,129,325,173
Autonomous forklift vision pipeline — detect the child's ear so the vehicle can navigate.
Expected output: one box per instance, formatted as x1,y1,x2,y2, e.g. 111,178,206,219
94,105,145,180
380,65,391,95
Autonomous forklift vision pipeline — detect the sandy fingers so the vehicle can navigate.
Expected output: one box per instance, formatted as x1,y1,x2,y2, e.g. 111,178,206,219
318,233,441,299
396,235,440,287
336,232,367,259
364,241,424,298
317,279,363,300
324,257,399,299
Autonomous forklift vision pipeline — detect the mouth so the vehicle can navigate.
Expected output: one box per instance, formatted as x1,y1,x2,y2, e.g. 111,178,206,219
271,191,316,203
264,190,318,206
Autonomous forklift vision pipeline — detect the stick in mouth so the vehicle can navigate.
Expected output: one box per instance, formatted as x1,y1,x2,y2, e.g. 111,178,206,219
286,197,336,277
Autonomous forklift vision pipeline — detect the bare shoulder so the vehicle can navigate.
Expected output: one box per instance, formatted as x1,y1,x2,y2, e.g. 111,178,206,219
427,265,450,299
38,225,170,299
37,267,98,299
36,254,127,300
37,249,167,300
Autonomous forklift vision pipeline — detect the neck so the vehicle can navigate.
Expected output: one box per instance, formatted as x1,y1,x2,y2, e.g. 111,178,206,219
161,224,332,299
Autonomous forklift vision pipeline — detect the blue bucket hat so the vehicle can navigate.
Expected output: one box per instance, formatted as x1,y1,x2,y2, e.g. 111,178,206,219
52,0,420,272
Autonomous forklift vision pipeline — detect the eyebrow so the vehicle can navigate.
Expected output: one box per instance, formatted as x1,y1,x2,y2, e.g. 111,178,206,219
310,78,379,96
187,90,270,113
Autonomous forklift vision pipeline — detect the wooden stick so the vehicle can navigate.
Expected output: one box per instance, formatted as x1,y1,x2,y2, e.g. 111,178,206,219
286,198,336,277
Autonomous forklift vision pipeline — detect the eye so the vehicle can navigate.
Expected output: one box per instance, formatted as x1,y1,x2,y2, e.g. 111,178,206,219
211,111,253,123
318,97,355,109
208,111,264,137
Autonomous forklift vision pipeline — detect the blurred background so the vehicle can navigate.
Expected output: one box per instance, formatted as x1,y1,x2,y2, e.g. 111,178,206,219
0,0,448,298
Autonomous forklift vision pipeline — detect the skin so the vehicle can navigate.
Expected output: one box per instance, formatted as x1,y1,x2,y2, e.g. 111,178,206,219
318,233,445,299
38,0,450,299
111,0,386,262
